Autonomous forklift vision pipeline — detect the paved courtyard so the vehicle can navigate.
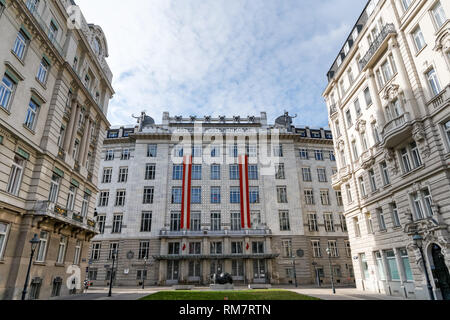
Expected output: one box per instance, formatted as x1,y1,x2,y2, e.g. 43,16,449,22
54,286,407,301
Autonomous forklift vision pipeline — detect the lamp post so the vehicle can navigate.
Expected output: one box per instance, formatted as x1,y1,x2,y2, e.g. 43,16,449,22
292,255,298,288
142,256,147,290
413,233,435,300
21,234,40,300
326,247,336,294
108,249,117,297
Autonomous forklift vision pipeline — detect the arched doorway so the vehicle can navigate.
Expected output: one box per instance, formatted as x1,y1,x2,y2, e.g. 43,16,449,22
431,244,450,300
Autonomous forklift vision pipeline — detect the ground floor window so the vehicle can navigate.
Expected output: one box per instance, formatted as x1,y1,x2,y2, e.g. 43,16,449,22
29,278,42,300
188,261,201,277
51,277,62,297
167,261,179,281
253,260,266,280
232,260,244,277
210,260,224,276
136,269,148,280
385,250,400,281
88,268,98,281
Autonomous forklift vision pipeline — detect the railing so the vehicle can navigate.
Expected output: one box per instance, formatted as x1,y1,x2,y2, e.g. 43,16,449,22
329,104,338,117
382,112,410,138
160,229,271,237
57,148,65,161
72,212,84,223
359,24,396,70
427,85,450,111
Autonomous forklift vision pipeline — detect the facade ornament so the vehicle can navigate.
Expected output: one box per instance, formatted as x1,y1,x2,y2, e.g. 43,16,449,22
412,122,426,142
355,119,367,133
204,116,212,123
219,116,226,123
233,116,241,123
248,116,256,123
383,83,400,101
190,116,197,122
384,148,399,176
175,116,182,122
338,139,345,151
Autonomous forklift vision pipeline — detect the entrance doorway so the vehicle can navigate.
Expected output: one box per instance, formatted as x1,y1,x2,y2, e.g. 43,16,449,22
431,244,450,300
167,260,179,283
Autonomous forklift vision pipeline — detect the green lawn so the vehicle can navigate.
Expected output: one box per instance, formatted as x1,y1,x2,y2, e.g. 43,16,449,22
140,289,319,300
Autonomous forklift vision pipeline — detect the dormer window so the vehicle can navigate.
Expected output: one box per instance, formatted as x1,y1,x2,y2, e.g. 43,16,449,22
84,74,90,88
93,38,102,56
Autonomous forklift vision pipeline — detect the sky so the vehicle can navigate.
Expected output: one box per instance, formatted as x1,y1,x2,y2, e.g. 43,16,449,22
76,0,367,128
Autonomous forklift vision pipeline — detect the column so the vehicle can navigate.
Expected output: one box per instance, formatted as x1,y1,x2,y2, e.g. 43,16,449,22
77,114,90,163
81,118,93,166
381,251,393,295
366,69,386,127
63,101,78,152
394,248,408,298
68,105,82,158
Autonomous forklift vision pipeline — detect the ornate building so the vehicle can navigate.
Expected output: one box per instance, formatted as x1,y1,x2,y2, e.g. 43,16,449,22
0,0,114,299
323,0,449,299
88,112,353,287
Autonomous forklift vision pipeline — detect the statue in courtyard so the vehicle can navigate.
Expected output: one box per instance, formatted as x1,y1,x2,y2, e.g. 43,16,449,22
213,273,233,285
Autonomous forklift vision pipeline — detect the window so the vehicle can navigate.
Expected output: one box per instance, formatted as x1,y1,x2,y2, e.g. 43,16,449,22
192,165,202,180
302,168,312,182
391,203,401,228
115,190,126,206
145,164,156,180
211,145,221,158
345,241,351,257
279,211,290,231
282,240,293,258
192,146,202,158
386,250,400,280
311,240,321,258
56,236,67,264
335,120,341,137
121,149,130,160
72,140,80,160
174,145,184,158
249,187,260,204
190,211,201,231
211,212,221,231
210,242,223,255
354,217,361,237
172,187,182,204
112,214,123,233
147,144,157,157
304,189,315,205
444,121,450,147
48,174,60,204
211,187,221,204
400,148,412,173
340,214,347,232
248,165,258,180
400,248,413,281
427,68,442,97
102,168,112,183
231,242,243,254
118,167,128,183
346,184,352,203
381,59,393,83
36,231,48,262
354,98,361,117
7,156,25,196
170,212,181,231
369,169,377,192
328,240,339,257
372,123,380,143
231,212,241,231
320,190,330,206
105,150,114,161
229,144,238,158
37,59,49,84
275,164,285,179
423,188,434,217
401,0,412,11
107,131,119,139
73,240,81,265
380,161,390,185
252,242,264,254
211,164,221,180
377,208,387,231
230,187,240,204
0,75,15,111
359,177,367,198
24,99,39,130
189,242,201,255
410,142,422,168
375,251,386,280
329,151,336,161
346,110,353,127
97,215,106,234
299,149,309,159
81,194,89,217
336,191,343,206
229,165,240,180
251,211,261,227
276,186,287,204
432,1,447,29
191,187,202,204
48,21,58,42
366,213,374,234
413,192,425,219
138,241,150,260
360,253,369,279
0,223,9,259
108,243,119,260
173,165,183,180
364,87,372,107
308,213,318,232
57,126,65,148
317,168,327,182
12,31,28,60
168,242,180,255
352,141,359,160
141,211,152,232
143,187,154,204
247,144,257,157
274,145,283,157
315,150,324,161
412,26,426,52
66,186,76,211
324,213,335,232
91,243,101,260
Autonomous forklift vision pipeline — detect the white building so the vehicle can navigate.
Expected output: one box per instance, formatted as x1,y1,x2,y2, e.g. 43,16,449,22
323,0,450,300
89,112,353,287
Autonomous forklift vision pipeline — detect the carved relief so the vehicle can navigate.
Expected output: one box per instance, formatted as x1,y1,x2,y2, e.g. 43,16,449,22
413,122,431,159
338,139,345,152
383,83,400,101
355,120,367,133
384,148,399,176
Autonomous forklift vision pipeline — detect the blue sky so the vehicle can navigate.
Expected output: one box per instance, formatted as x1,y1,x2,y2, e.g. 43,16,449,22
77,0,367,128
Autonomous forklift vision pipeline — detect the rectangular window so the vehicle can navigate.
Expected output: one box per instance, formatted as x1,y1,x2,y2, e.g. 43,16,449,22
380,161,390,185
229,164,240,180
56,236,67,264
375,251,386,280
231,242,243,254
423,188,434,217
308,213,318,232
211,145,221,158
67,186,76,210
302,168,312,182
304,189,315,205
401,148,412,173
172,187,182,204
211,164,221,180
211,212,221,231
192,165,202,180
427,68,442,96
210,242,223,255
173,165,183,180
249,187,260,204
73,240,82,265
0,223,9,259
97,215,106,234
317,168,327,182
273,145,283,157
48,174,60,204
400,248,413,281
314,150,324,161
346,184,352,203
369,169,377,192
192,146,202,158
252,242,264,254
248,165,258,180
282,240,293,258
377,208,387,231
191,187,202,204
279,211,290,231
170,212,181,231
138,241,150,260
412,26,426,52
118,167,128,183
432,1,447,29
121,149,130,160
91,243,101,260
143,187,154,204
386,250,400,280
230,187,240,204
345,241,351,257
311,240,321,258
320,190,330,206
211,187,221,204
364,87,372,107
36,231,48,262
340,214,347,232
251,211,261,227
112,214,123,233
189,242,202,255
108,243,119,260
141,211,152,232
328,240,339,257
147,144,157,157
391,203,401,228
360,253,369,279
324,213,335,232
24,99,39,130
299,149,309,159
145,164,156,180
168,242,180,255
277,186,288,203
102,168,112,183
7,156,25,196
359,177,367,198
346,110,353,127
275,163,286,179
12,31,28,60
190,211,201,231
231,211,242,231
410,142,422,168
105,150,114,161
37,59,49,84
0,75,15,111
336,191,343,206
81,193,90,218
354,98,361,117
115,190,126,206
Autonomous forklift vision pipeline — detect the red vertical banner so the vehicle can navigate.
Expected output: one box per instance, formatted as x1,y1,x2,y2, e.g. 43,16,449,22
186,155,193,230
239,156,245,229
245,155,251,229
180,156,187,230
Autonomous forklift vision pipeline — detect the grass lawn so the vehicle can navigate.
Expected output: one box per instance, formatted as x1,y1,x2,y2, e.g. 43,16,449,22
140,289,319,300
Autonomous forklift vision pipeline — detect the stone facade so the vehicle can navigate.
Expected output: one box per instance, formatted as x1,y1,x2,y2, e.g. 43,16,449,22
323,0,450,300
0,0,114,299
89,112,353,287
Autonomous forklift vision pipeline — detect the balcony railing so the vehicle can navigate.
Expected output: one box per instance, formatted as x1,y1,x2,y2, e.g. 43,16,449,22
160,229,271,237
359,24,396,70
427,85,450,111
382,112,410,137
329,104,338,117
24,2,64,57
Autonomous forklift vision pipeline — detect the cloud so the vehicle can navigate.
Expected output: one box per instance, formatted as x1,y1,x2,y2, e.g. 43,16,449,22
76,0,366,128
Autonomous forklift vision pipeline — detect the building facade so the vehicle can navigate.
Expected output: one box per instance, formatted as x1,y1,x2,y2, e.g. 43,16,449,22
0,0,114,299
88,112,354,287
323,0,449,300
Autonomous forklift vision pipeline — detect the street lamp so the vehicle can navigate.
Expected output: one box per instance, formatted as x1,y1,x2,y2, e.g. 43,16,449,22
21,234,40,300
142,256,147,290
326,247,336,294
108,249,117,297
413,232,435,300
292,255,298,288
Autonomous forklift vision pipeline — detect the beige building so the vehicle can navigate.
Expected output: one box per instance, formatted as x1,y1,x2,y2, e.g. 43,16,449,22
0,0,113,299
88,112,354,288
323,0,449,300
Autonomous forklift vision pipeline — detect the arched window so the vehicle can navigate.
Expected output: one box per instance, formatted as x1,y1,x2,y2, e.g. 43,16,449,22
93,38,102,55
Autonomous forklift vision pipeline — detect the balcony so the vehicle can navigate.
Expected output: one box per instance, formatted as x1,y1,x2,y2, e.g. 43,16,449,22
381,112,412,148
359,148,376,169
159,229,272,238
57,148,66,161
152,253,280,261
427,85,450,113
329,104,338,117
331,165,351,189
359,24,396,71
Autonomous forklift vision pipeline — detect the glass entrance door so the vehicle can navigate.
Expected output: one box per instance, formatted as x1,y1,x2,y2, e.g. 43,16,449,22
253,260,266,282
167,261,179,282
